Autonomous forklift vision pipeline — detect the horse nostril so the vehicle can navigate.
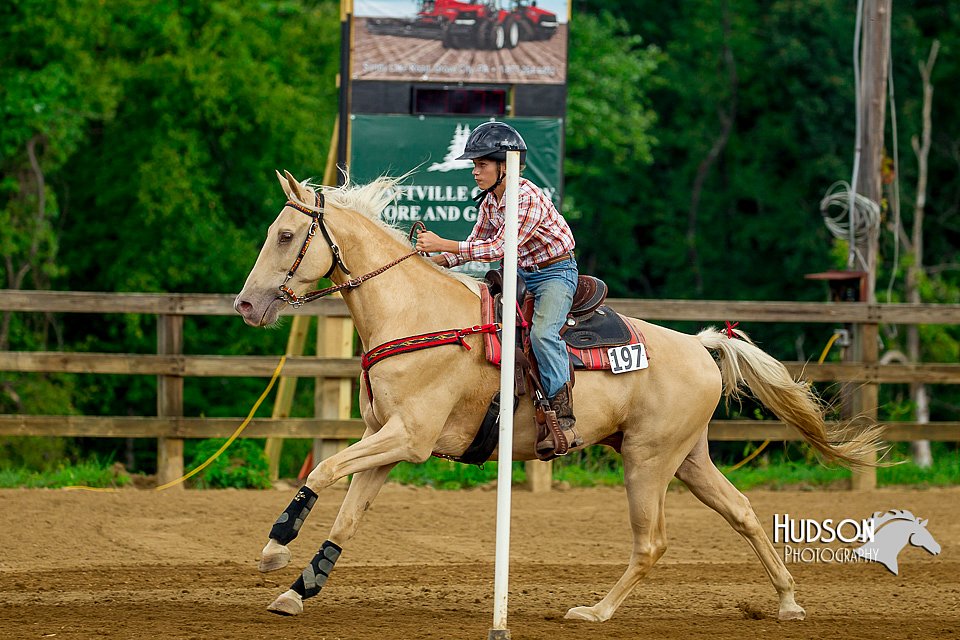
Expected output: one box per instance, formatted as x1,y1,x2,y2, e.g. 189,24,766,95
236,300,253,314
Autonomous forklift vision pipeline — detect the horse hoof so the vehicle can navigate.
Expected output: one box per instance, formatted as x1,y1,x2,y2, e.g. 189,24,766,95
778,605,806,621
259,545,291,572
564,606,605,622
267,589,303,616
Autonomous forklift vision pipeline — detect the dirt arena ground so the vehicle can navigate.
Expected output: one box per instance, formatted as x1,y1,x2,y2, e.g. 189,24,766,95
0,483,955,639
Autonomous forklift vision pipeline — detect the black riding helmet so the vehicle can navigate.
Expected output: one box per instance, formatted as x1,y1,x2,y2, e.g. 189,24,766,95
458,122,527,202
457,121,527,165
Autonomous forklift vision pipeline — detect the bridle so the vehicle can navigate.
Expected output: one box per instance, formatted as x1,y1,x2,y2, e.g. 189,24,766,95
277,190,424,307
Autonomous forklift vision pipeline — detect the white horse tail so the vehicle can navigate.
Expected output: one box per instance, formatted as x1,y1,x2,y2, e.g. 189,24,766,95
697,327,884,468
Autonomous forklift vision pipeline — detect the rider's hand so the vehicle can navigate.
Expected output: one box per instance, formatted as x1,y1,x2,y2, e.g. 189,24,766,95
416,230,446,253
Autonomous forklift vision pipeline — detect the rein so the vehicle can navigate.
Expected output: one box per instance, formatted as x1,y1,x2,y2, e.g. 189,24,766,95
282,251,420,307
278,191,426,307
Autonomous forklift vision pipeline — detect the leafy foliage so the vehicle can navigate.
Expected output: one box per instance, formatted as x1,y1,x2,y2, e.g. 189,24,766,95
186,438,271,489
0,435,72,472
564,11,662,289
1,0,125,354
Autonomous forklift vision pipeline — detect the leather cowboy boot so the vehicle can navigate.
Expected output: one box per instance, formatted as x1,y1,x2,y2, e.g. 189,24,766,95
536,382,582,458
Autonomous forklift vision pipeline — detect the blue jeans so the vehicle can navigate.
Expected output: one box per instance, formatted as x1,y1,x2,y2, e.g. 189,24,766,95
519,258,578,398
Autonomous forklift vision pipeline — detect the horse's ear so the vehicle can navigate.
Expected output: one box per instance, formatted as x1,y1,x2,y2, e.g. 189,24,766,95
283,170,307,203
276,170,294,199
920,519,928,527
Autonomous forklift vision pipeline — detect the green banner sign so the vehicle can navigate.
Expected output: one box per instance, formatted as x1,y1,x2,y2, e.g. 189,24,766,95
349,115,563,274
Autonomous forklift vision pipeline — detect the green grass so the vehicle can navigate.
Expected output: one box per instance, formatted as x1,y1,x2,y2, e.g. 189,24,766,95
0,443,955,492
386,444,960,492
553,448,624,487
877,447,960,487
387,447,625,490
0,458,132,489
389,457,521,489
719,446,960,491
719,461,850,490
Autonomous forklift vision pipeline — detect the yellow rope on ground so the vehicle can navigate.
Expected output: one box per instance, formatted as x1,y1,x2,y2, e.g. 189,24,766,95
727,332,841,472
64,355,287,492
727,440,771,472
62,485,119,492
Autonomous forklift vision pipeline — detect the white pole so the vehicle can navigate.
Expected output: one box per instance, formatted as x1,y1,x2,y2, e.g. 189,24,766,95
489,149,520,640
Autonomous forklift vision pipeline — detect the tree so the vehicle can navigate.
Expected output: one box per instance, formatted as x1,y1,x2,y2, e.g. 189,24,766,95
1,2,343,466
0,0,133,416
564,11,663,294
0,0,125,352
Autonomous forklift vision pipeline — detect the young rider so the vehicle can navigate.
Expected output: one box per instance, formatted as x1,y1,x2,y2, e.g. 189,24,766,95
415,121,581,457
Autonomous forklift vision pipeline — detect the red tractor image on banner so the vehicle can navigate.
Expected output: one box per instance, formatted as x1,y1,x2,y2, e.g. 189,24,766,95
367,0,559,50
510,0,560,41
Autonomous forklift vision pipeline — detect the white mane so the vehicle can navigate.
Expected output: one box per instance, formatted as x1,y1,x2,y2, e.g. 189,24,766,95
310,175,400,227
298,175,481,293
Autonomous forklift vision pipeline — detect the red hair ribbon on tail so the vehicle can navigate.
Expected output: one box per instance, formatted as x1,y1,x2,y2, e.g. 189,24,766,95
725,321,740,339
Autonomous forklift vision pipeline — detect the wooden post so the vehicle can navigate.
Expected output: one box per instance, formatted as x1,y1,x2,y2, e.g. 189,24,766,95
157,314,184,488
855,0,892,304
848,0,890,488
314,314,354,484
264,315,312,481
265,117,341,480
309,121,351,477
524,460,552,493
851,320,879,489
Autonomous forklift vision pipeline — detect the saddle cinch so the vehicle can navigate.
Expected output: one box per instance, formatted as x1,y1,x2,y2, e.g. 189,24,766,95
473,269,647,461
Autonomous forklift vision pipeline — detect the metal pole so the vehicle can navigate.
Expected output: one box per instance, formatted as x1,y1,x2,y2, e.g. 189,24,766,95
488,149,521,640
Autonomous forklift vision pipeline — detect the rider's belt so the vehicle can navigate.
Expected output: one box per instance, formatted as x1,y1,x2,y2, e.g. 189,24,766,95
523,251,574,272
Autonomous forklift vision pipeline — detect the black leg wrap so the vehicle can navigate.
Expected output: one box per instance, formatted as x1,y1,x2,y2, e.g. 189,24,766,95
269,486,318,545
291,540,342,599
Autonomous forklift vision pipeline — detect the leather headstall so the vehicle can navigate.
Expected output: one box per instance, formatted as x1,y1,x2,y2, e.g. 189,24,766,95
278,191,354,306
276,194,428,307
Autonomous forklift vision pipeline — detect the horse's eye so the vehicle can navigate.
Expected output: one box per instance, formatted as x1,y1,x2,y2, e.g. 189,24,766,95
279,231,294,244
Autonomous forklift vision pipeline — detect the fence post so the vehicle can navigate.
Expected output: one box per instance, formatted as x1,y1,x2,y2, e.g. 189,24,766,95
264,315,311,481
314,314,354,483
851,320,879,489
525,460,552,492
157,314,184,488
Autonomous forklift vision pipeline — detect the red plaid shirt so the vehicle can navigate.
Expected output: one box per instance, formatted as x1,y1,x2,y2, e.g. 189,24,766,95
441,178,575,268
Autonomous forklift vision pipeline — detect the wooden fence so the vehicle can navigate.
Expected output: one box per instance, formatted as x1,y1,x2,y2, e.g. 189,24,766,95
2,290,959,490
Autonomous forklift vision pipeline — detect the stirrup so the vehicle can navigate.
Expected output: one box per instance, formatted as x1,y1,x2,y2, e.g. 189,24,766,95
534,408,581,460
536,428,582,460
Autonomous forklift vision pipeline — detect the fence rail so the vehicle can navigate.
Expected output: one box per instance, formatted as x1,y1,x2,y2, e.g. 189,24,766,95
5,289,960,322
0,415,364,439
2,415,955,441
5,351,960,384
2,289,960,489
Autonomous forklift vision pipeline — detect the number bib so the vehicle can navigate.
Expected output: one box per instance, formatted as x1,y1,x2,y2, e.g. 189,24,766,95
607,343,648,374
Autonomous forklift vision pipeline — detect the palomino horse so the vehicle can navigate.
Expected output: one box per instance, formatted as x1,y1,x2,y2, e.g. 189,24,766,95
235,171,882,621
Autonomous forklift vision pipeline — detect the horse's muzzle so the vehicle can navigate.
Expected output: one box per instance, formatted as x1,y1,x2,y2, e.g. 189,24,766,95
234,293,281,327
